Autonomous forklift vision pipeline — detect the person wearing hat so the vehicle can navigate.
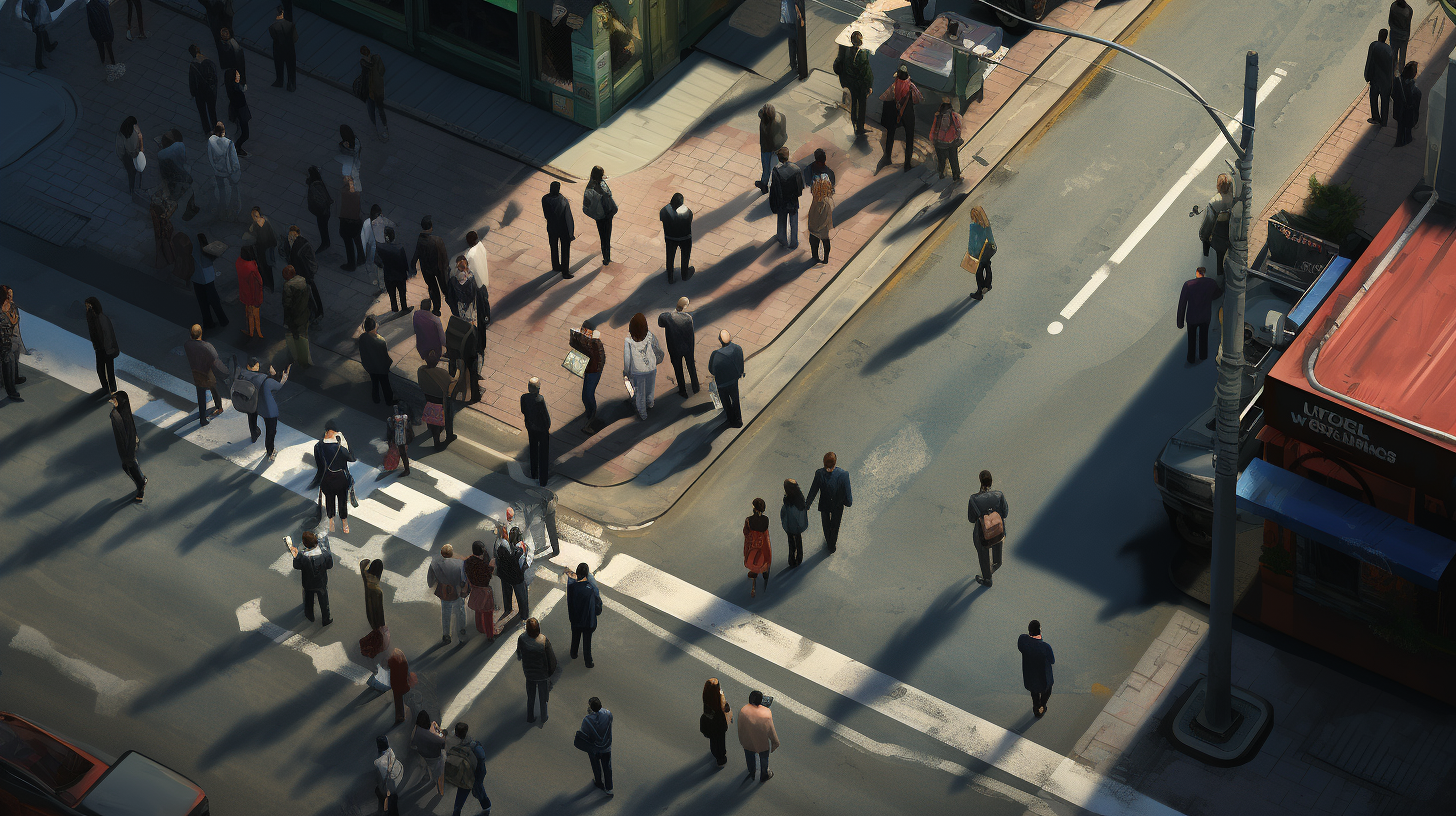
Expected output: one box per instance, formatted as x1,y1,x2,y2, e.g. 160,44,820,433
879,66,922,172
183,323,228,426
238,357,289,458
412,215,448,317
191,233,230,330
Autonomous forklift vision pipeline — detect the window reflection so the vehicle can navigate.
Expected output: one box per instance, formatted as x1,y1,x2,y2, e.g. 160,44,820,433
426,0,519,64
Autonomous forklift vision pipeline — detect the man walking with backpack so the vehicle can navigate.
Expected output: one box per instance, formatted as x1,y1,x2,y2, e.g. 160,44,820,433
289,530,333,625
445,723,489,816
235,357,288,459
429,543,470,644
969,469,1009,587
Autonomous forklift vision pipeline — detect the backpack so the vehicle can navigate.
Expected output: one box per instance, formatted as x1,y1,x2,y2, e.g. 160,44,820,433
232,369,260,414
444,315,475,361
973,493,1005,545
443,742,479,789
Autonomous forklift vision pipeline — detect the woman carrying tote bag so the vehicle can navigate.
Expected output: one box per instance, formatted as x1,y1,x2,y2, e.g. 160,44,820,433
622,312,664,421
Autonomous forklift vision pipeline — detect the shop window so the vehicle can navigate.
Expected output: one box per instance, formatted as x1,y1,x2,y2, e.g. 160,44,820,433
427,0,520,64
601,0,642,85
533,13,574,91
356,0,406,16
1296,535,1361,599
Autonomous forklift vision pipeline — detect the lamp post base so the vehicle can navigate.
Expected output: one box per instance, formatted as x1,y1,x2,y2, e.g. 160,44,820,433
1162,676,1274,767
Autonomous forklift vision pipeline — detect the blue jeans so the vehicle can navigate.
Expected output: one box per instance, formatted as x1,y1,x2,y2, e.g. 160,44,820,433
745,748,770,777
777,209,798,248
760,152,774,188
441,598,467,640
582,370,600,420
452,776,489,816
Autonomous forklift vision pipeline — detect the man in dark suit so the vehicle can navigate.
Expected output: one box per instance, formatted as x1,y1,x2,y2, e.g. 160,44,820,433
708,329,745,428
268,6,297,91
659,193,694,284
564,563,600,668
290,530,334,625
412,215,448,317
196,0,233,59
1018,620,1055,717
187,45,220,138
969,469,1009,587
357,315,393,405
1365,28,1395,126
286,225,322,322
1176,266,1223,364
658,297,699,398
521,377,551,486
377,227,411,314
542,181,576,277
805,451,853,554
218,27,246,86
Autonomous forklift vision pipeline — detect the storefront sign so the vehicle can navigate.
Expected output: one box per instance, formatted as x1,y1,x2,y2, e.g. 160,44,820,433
552,93,574,118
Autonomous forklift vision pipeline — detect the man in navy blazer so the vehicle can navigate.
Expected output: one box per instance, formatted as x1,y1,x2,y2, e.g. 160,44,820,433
565,563,601,668
1176,266,1223,364
805,451,853,554
1018,620,1055,717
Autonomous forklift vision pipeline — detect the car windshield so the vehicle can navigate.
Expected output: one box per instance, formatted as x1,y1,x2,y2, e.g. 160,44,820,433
0,717,94,792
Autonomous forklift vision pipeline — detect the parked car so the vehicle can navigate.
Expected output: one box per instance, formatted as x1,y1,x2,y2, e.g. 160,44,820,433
986,0,1052,28
0,712,208,816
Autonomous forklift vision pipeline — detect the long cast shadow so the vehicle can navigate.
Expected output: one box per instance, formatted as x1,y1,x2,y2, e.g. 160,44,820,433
860,296,980,375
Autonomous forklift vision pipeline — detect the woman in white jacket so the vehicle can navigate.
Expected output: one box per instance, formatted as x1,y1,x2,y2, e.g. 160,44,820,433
623,312,663,421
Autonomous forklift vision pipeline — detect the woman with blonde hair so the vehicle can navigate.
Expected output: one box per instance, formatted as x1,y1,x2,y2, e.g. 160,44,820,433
701,677,733,766
967,205,997,300
1199,173,1235,276
807,176,835,264
623,312,663,421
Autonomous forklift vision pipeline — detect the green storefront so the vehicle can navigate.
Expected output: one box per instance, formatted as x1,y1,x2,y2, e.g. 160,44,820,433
298,0,737,127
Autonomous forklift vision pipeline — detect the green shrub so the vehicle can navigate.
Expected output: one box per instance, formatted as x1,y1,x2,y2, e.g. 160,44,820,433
1304,174,1365,244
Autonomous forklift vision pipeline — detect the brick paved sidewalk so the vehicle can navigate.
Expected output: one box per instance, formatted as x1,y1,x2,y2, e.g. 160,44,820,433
3,0,1103,487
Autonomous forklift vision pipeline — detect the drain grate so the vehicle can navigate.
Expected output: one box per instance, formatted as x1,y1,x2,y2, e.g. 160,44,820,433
1304,712,1455,799
0,186,91,247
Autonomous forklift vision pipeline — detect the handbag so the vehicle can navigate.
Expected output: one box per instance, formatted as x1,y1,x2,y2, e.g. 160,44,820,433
423,401,445,427
382,445,400,471
359,625,389,659
573,730,593,752
562,348,589,378
134,152,146,173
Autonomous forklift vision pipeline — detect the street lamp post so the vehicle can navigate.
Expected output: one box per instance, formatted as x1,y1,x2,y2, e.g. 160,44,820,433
969,3,1272,762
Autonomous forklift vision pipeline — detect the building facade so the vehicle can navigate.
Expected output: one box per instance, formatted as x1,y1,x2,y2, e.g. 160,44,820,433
298,0,738,127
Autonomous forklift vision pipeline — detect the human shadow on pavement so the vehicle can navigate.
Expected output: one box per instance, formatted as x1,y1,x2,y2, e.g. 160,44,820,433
694,190,764,239
0,495,131,575
859,295,979,375
814,576,985,744
583,240,778,332
490,266,568,326
521,788,610,816
684,74,799,140
833,172,925,225
881,190,970,244
127,633,279,715
635,406,723,486
607,757,722,815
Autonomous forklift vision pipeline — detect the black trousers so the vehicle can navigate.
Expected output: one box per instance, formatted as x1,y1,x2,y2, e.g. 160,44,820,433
1031,686,1052,713
708,729,727,763
96,38,116,64
95,352,117,393
975,258,992,293
193,281,228,328
849,92,868,131
820,507,843,552
666,238,691,283
33,26,54,69
324,488,349,519
3,354,21,397
272,50,296,88
974,540,1003,584
595,216,613,263
1186,322,1209,362
339,218,364,267
550,235,572,273
526,678,549,720
527,428,550,485
303,587,330,622
449,353,480,402
589,751,613,790
306,277,324,319
386,280,408,312
120,459,146,493
571,626,594,665
248,413,278,453
882,104,915,167
257,255,275,291
234,119,249,151
313,210,332,251
1370,84,1390,124
909,0,928,26
368,371,394,405
787,532,803,566
196,385,223,420
718,381,742,426
424,273,443,316
809,235,831,261
194,95,219,136
670,349,698,395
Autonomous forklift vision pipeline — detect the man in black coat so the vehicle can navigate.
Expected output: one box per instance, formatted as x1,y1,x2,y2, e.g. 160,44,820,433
1018,620,1055,717
660,193,694,284
521,377,551,486
187,44,220,138
357,315,394,405
218,27,245,86
969,469,1009,587
412,216,448,317
448,315,481,404
708,329,745,428
85,297,119,397
287,225,323,322
805,451,853,554
377,228,411,314
658,297,699,397
1365,28,1395,126
289,530,334,625
769,147,804,249
196,0,233,57
542,181,576,277
1176,266,1222,364
109,391,146,502
268,6,297,91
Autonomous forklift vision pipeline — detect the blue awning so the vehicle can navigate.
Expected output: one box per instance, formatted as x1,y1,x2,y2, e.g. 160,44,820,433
1286,256,1352,330
1237,459,1456,590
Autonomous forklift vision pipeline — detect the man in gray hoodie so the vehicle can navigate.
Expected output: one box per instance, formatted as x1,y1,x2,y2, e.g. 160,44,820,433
207,123,241,219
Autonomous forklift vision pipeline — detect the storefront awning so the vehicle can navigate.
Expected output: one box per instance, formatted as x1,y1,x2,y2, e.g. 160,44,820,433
1237,459,1456,590
1285,256,1352,330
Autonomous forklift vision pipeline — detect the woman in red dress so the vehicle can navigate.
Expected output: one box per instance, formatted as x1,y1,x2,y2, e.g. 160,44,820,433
743,498,772,598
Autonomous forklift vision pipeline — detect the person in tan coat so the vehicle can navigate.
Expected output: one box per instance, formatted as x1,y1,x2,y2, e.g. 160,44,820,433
807,176,834,264
737,690,779,782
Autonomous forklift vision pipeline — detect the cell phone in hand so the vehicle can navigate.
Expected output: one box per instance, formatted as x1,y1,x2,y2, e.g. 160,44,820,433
761,696,774,708
284,535,293,551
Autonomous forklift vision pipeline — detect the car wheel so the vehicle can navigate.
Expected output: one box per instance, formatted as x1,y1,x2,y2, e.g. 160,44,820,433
995,10,1021,28
1166,506,1212,547
1028,0,1048,21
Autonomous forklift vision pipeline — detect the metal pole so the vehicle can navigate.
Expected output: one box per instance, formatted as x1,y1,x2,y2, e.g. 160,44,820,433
1202,50,1258,732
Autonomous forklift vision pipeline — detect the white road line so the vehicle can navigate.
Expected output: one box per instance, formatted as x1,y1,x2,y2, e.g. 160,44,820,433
604,596,1059,816
8,626,142,716
441,587,565,725
1049,72,1286,333
596,554,1182,816
235,599,372,685
268,534,437,605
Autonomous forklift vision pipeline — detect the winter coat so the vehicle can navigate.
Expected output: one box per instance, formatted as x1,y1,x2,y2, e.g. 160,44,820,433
1394,77,1422,128
840,46,873,96
579,709,613,753
307,178,333,216
357,332,392,376
1177,276,1223,327
1018,634,1055,692
314,438,355,493
566,575,600,630
293,540,334,590
282,275,312,333
183,337,225,387
582,182,617,222
377,243,409,284
413,310,445,359
780,497,809,535
769,161,804,213
657,310,695,356
1198,192,1234,252
110,406,137,463
660,204,693,242
743,515,772,574
189,59,219,101
1365,40,1395,93
236,259,263,307
1389,1,1414,44
541,191,575,238
521,392,550,434
759,109,788,153
807,177,834,240
516,633,557,681
86,0,114,44
116,128,142,163
86,310,119,358
287,236,318,279
219,37,246,83
225,78,251,124
363,568,386,630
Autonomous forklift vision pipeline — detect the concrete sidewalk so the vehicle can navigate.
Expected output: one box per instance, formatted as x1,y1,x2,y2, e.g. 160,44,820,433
0,0,1156,527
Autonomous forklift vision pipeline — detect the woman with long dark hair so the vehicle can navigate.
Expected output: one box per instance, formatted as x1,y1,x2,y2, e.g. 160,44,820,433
701,677,732,766
110,390,147,502
780,478,808,567
582,165,617,265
